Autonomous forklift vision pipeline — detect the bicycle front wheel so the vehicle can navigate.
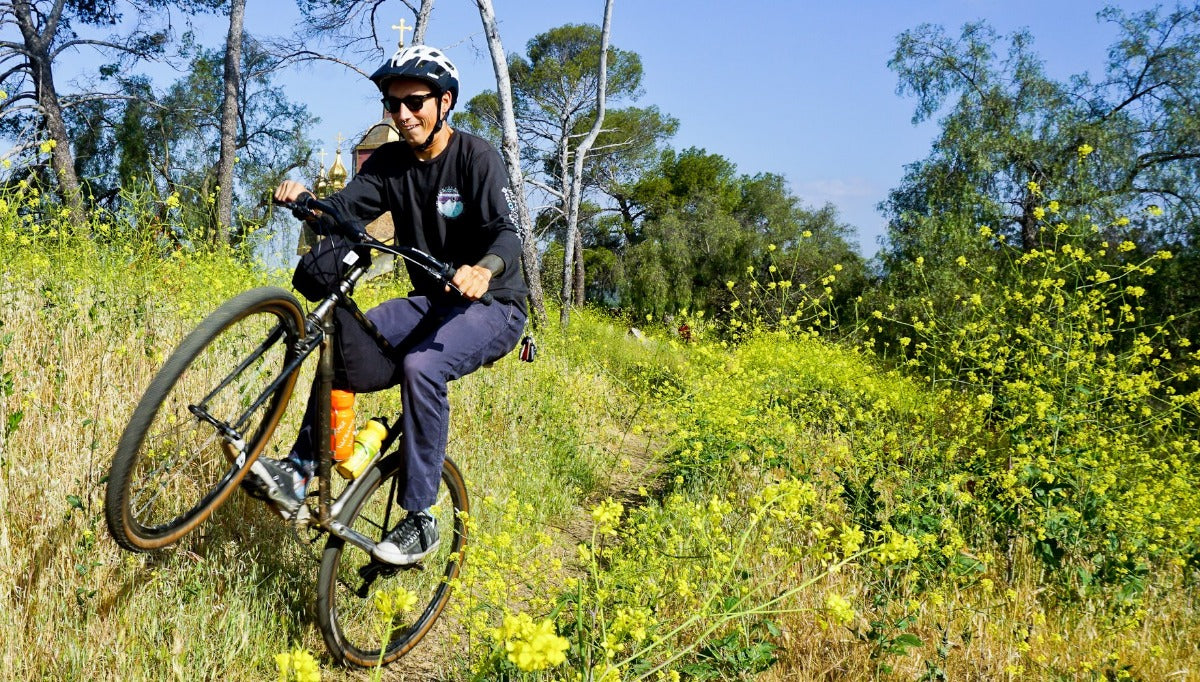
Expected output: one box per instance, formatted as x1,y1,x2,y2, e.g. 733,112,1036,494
105,287,307,551
317,454,469,668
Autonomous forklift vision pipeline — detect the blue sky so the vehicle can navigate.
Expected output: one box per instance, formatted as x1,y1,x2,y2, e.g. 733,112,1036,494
269,0,1164,258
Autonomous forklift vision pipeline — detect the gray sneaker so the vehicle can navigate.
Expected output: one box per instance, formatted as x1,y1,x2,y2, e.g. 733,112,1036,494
242,457,308,515
373,511,439,565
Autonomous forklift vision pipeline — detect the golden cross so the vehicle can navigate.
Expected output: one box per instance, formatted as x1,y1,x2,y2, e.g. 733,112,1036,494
335,132,344,150
392,19,413,48
317,148,327,166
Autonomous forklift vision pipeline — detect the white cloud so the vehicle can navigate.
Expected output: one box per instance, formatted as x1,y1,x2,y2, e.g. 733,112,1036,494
795,177,878,205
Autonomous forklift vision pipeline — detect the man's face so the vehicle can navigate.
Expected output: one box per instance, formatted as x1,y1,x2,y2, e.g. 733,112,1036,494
385,79,450,147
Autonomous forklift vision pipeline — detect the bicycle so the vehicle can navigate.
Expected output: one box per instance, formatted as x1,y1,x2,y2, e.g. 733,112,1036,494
103,195,482,668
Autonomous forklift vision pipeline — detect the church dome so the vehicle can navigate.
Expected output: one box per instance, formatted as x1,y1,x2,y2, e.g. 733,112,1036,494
328,148,348,189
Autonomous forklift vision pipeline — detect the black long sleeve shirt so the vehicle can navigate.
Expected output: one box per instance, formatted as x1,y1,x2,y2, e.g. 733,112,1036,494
324,130,528,312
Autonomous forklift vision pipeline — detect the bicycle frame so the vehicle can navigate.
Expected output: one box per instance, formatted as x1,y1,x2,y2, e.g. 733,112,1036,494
238,248,391,555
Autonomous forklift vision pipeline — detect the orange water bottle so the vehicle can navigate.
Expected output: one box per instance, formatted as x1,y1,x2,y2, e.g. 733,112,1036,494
338,419,387,479
330,389,356,463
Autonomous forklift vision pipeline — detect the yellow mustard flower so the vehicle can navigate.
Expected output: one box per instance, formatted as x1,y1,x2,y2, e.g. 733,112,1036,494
495,613,570,672
824,593,855,627
591,498,624,535
840,523,865,555
275,648,320,682
374,586,418,617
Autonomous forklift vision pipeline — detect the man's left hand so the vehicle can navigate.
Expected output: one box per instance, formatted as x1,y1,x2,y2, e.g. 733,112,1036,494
449,264,493,301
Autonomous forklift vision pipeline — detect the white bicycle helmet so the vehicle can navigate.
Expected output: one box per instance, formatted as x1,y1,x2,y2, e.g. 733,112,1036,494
369,45,460,108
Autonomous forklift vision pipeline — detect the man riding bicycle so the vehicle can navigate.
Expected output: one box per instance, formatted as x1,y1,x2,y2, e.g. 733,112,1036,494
259,44,528,566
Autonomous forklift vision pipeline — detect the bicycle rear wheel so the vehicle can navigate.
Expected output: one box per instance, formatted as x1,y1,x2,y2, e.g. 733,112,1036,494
317,454,468,668
105,287,307,551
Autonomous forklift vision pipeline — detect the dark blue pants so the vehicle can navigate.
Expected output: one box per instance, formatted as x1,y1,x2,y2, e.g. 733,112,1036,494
288,295,525,510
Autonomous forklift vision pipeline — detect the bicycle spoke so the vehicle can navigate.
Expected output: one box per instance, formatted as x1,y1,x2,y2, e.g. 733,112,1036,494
130,432,217,518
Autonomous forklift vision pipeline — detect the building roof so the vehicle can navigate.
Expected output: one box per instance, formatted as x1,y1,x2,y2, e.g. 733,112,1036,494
358,118,400,150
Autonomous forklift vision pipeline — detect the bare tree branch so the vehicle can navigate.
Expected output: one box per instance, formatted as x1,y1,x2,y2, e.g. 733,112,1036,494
526,177,564,200
0,61,29,83
266,49,371,79
58,91,168,109
50,36,162,62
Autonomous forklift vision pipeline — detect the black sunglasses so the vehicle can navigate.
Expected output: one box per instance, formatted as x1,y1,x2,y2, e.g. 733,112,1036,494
381,92,439,114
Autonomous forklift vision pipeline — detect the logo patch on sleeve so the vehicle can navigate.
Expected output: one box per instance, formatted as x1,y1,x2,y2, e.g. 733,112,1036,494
437,187,464,218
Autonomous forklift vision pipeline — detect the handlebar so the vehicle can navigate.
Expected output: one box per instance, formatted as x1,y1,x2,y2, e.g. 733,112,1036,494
276,193,493,305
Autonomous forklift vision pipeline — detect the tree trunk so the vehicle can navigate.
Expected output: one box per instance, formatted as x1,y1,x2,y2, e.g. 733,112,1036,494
37,61,84,226
14,0,86,229
215,0,246,245
412,0,435,44
474,0,546,323
1019,189,1039,252
557,122,572,316
573,227,585,305
560,0,614,326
